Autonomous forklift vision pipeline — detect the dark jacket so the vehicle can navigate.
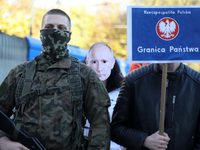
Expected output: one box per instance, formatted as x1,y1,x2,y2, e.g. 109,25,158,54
111,63,200,150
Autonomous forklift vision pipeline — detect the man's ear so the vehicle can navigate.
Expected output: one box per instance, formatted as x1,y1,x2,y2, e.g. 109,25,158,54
111,58,115,69
85,59,88,65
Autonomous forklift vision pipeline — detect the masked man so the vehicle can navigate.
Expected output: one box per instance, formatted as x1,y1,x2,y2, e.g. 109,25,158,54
0,9,110,150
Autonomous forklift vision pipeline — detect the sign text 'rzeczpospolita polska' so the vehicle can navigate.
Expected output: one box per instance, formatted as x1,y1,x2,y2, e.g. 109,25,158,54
143,10,191,15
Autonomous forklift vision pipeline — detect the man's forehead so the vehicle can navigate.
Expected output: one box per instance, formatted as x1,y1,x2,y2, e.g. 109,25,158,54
42,14,71,30
43,14,69,25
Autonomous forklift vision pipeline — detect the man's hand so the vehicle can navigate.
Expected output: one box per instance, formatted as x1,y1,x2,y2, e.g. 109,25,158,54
143,131,170,150
0,136,30,150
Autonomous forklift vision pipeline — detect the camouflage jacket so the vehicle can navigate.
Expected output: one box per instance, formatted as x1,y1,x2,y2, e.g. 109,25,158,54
0,54,110,150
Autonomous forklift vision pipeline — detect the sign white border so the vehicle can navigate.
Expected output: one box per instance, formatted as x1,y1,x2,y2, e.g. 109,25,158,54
127,6,200,63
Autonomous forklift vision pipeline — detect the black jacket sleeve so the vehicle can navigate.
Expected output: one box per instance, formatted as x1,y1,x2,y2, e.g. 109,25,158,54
193,115,200,150
111,76,148,150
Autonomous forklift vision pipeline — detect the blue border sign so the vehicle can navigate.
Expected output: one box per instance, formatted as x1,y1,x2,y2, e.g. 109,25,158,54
127,6,200,63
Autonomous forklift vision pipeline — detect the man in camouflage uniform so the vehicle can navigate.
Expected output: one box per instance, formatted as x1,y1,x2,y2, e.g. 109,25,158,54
0,9,110,150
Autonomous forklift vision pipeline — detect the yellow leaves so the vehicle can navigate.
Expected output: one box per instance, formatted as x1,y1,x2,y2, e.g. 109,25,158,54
0,0,45,38
0,11,30,37
185,63,200,72
68,3,127,59
0,1,29,37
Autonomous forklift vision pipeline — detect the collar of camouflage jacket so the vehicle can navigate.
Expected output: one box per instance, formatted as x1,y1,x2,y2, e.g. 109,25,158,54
35,54,71,71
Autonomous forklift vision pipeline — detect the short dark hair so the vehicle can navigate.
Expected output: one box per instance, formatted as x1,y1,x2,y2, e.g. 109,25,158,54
41,9,71,29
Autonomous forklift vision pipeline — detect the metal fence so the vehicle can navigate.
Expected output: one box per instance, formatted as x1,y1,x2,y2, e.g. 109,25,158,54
0,33,28,83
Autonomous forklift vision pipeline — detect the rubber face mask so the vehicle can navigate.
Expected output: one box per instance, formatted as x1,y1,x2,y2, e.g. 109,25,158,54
40,29,71,63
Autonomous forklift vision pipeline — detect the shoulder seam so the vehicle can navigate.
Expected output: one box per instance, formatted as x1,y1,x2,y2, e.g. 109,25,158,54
184,65,200,85
126,64,154,85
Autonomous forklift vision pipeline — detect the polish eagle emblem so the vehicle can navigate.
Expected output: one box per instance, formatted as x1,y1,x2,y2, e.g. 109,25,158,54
156,17,179,41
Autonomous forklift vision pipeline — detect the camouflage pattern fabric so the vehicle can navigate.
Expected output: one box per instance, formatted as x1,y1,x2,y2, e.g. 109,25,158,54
0,54,111,150
40,29,71,64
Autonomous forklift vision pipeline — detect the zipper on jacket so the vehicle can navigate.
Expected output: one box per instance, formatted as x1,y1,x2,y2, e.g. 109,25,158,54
166,79,169,88
172,95,176,123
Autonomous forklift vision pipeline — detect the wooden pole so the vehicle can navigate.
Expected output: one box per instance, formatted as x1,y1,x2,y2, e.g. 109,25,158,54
159,63,168,135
